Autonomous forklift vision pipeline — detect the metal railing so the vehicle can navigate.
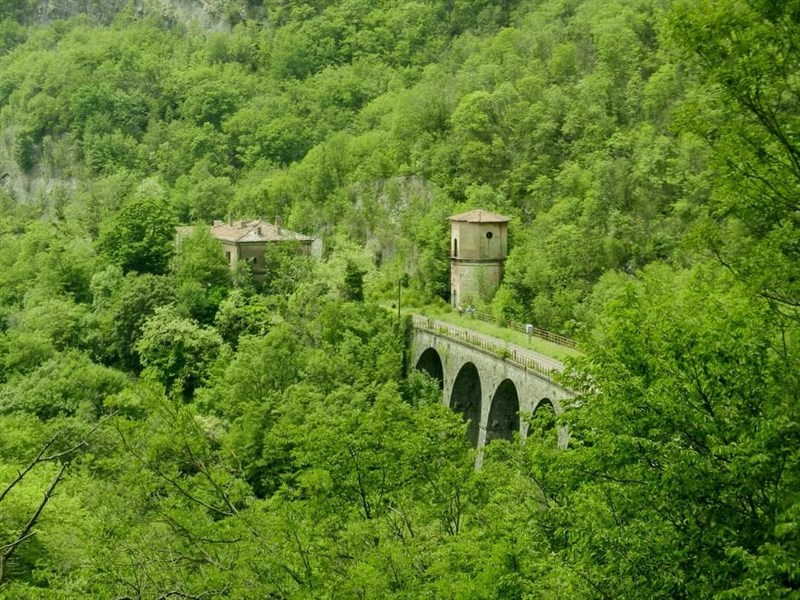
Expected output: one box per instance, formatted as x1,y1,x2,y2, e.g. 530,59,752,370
412,316,562,383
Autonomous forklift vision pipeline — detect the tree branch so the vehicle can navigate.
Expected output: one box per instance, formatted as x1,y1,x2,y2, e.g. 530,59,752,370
0,434,58,505
0,462,67,584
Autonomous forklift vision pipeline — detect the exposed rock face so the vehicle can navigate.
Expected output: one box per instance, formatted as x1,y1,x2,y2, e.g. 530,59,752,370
23,0,258,29
0,124,77,209
1,0,264,204
30,0,131,24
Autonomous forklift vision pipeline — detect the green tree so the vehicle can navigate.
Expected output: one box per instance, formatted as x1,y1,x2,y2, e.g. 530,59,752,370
0,330,56,382
342,259,365,302
173,226,231,323
90,272,177,371
0,424,90,587
668,0,800,315
136,306,224,397
97,179,176,275
13,296,89,352
173,165,233,223
262,242,315,297
0,0,34,21
213,289,276,347
0,350,127,420
537,265,800,598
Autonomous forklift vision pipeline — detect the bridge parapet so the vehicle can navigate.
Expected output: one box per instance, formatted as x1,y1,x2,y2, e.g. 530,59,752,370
411,315,563,384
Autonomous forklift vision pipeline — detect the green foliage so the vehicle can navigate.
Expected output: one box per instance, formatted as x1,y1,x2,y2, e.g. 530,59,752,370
13,296,89,351
0,20,26,61
342,259,365,301
261,242,315,297
12,126,37,171
213,289,276,347
136,306,224,397
0,0,35,22
97,179,176,275
173,226,231,323
0,223,97,307
90,272,177,370
0,1,799,597
0,350,127,420
0,331,56,384
210,324,301,417
667,0,800,315
537,265,800,598
172,163,234,223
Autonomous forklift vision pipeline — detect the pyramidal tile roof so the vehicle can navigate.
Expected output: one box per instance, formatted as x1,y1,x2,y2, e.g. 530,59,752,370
209,219,314,243
448,209,510,223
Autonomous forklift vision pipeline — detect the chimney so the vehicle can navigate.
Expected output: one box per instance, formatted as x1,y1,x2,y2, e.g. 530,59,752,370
275,215,282,235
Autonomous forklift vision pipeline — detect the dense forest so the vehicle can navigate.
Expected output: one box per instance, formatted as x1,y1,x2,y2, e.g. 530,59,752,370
0,0,798,597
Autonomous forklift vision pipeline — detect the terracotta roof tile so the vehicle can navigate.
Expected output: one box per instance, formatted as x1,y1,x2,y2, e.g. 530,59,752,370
207,219,314,243
448,209,510,223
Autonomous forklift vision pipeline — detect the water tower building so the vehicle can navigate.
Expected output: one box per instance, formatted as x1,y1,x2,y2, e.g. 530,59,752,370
449,209,510,307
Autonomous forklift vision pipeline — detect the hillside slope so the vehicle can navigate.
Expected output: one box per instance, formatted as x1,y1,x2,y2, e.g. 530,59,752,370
0,1,798,597
1,0,703,332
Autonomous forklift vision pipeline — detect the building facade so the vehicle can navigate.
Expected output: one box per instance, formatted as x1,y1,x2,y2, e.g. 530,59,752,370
449,209,510,307
178,218,316,282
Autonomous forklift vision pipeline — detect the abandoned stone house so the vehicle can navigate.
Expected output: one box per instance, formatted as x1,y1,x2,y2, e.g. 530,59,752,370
178,218,317,281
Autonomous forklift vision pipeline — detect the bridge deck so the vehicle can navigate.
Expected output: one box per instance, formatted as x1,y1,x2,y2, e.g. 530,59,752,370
412,315,565,381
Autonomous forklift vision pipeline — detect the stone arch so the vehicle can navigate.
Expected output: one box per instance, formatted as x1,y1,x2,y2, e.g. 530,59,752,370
486,379,520,444
526,398,557,442
450,362,482,448
415,347,444,389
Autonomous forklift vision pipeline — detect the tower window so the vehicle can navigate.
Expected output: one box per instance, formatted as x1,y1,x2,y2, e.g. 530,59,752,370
486,231,493,239
453,238,458,257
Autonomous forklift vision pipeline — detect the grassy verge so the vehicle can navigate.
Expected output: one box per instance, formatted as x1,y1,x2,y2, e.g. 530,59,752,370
410,304,583,361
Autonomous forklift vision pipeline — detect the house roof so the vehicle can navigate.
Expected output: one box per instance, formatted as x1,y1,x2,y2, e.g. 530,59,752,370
448,209,510,223
206,219,314,243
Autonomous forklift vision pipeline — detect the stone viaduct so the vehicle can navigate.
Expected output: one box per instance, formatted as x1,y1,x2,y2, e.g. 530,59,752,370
409,316,573,450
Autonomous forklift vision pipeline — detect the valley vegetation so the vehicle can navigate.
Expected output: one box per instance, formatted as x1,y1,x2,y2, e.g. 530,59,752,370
0,0,798,597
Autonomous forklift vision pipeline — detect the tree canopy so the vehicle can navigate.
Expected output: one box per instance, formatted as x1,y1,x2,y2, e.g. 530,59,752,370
0,0,798,597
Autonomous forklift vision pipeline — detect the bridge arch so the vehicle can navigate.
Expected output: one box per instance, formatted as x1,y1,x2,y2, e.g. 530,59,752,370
415,347,444,389
450,362,482,448
410,320,572,453
486,379,520,444
526,398,557,443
